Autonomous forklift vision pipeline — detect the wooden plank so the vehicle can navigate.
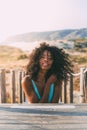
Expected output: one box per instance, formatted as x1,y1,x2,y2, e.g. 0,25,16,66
0,69,6,103
80,68,85,103
18,71,22,103
10,70,16,103
70,74,73,103
63,79,67,103
0,104,87,130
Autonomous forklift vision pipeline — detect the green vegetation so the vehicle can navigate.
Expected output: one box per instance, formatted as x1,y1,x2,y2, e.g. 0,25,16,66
73,56,87,64
74,38,87,49
17,54,28,60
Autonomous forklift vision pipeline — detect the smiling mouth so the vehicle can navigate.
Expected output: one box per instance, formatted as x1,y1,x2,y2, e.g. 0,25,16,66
42,63,48,67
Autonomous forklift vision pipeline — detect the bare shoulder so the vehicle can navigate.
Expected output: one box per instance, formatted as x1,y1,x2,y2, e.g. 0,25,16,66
22,75,31,85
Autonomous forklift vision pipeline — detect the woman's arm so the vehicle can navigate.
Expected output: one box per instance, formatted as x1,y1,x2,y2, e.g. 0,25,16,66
21,76,39,103
39,75,59,103
51,83,61,103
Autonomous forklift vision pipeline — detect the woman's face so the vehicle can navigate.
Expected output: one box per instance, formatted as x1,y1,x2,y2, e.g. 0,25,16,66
39,50,53,71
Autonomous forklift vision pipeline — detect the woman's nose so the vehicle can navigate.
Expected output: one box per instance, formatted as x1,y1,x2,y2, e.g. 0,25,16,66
44,57,48,61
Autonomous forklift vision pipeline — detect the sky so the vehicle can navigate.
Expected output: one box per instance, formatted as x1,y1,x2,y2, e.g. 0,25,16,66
0,0,87,42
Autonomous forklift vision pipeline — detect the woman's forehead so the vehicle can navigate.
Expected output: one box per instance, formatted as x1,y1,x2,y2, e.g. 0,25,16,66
42,50,52,56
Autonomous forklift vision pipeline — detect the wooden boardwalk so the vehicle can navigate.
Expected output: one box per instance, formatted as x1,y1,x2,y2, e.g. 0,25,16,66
0,103,87,130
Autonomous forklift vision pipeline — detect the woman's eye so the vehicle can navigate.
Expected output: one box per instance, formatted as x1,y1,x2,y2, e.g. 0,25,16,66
41,57,52,60
40,56,53,60
48,57,53,60
41,56,45,58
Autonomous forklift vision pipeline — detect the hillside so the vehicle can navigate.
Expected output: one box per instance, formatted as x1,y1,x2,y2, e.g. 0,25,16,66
4,28,87,43
0,45,28,69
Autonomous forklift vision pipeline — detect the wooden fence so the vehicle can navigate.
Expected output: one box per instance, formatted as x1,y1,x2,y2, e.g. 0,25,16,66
0,68,87,103
0,69,25,103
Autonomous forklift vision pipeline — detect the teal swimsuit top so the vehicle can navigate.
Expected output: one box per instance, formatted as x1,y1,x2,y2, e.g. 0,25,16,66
31,80,54,103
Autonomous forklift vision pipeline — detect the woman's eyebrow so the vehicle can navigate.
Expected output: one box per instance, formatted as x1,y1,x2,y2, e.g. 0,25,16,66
42,54,52,57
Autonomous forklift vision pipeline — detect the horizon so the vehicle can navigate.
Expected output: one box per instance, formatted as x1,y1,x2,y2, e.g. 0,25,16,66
0,27,87,51
0,27,87,43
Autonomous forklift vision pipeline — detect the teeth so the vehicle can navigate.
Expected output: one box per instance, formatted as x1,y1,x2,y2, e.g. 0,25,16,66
43,63,48,66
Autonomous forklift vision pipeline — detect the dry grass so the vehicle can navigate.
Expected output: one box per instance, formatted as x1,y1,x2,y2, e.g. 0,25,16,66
0,45,28,70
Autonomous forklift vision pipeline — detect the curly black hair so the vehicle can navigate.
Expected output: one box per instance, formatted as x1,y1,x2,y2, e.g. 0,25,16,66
26,42,73,82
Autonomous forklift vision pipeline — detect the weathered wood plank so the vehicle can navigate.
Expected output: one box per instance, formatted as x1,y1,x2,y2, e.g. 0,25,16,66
0,104,87,130
10,70,16,103
0,69,6,103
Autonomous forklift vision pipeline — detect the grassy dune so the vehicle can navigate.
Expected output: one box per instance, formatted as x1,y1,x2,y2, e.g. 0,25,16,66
0,45,28,69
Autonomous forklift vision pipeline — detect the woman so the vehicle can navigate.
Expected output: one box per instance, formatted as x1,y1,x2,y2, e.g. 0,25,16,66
22,42,73,103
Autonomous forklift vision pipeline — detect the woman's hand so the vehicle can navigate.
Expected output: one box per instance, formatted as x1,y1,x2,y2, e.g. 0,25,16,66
39,75,57,103
46,74,57,85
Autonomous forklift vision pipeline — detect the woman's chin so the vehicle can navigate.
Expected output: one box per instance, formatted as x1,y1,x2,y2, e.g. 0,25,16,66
41,67,50,72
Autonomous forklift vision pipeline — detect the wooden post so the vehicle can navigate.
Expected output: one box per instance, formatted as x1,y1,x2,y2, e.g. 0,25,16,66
59,85,62,103
21,71,26,102
63,79,67,103
85,71,87,102
18,71,22,103
70,74,73,103
10,70,16,103
18,71,26,103
0,69,6,103
80,68,85,103
84,70,87,102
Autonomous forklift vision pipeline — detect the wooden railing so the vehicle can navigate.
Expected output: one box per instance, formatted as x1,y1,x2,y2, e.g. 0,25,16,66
0,68,87,103
0,69,25,103
60,68,87,103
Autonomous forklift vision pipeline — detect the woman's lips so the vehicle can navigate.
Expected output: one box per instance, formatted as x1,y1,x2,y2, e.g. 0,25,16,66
42,63,48,67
